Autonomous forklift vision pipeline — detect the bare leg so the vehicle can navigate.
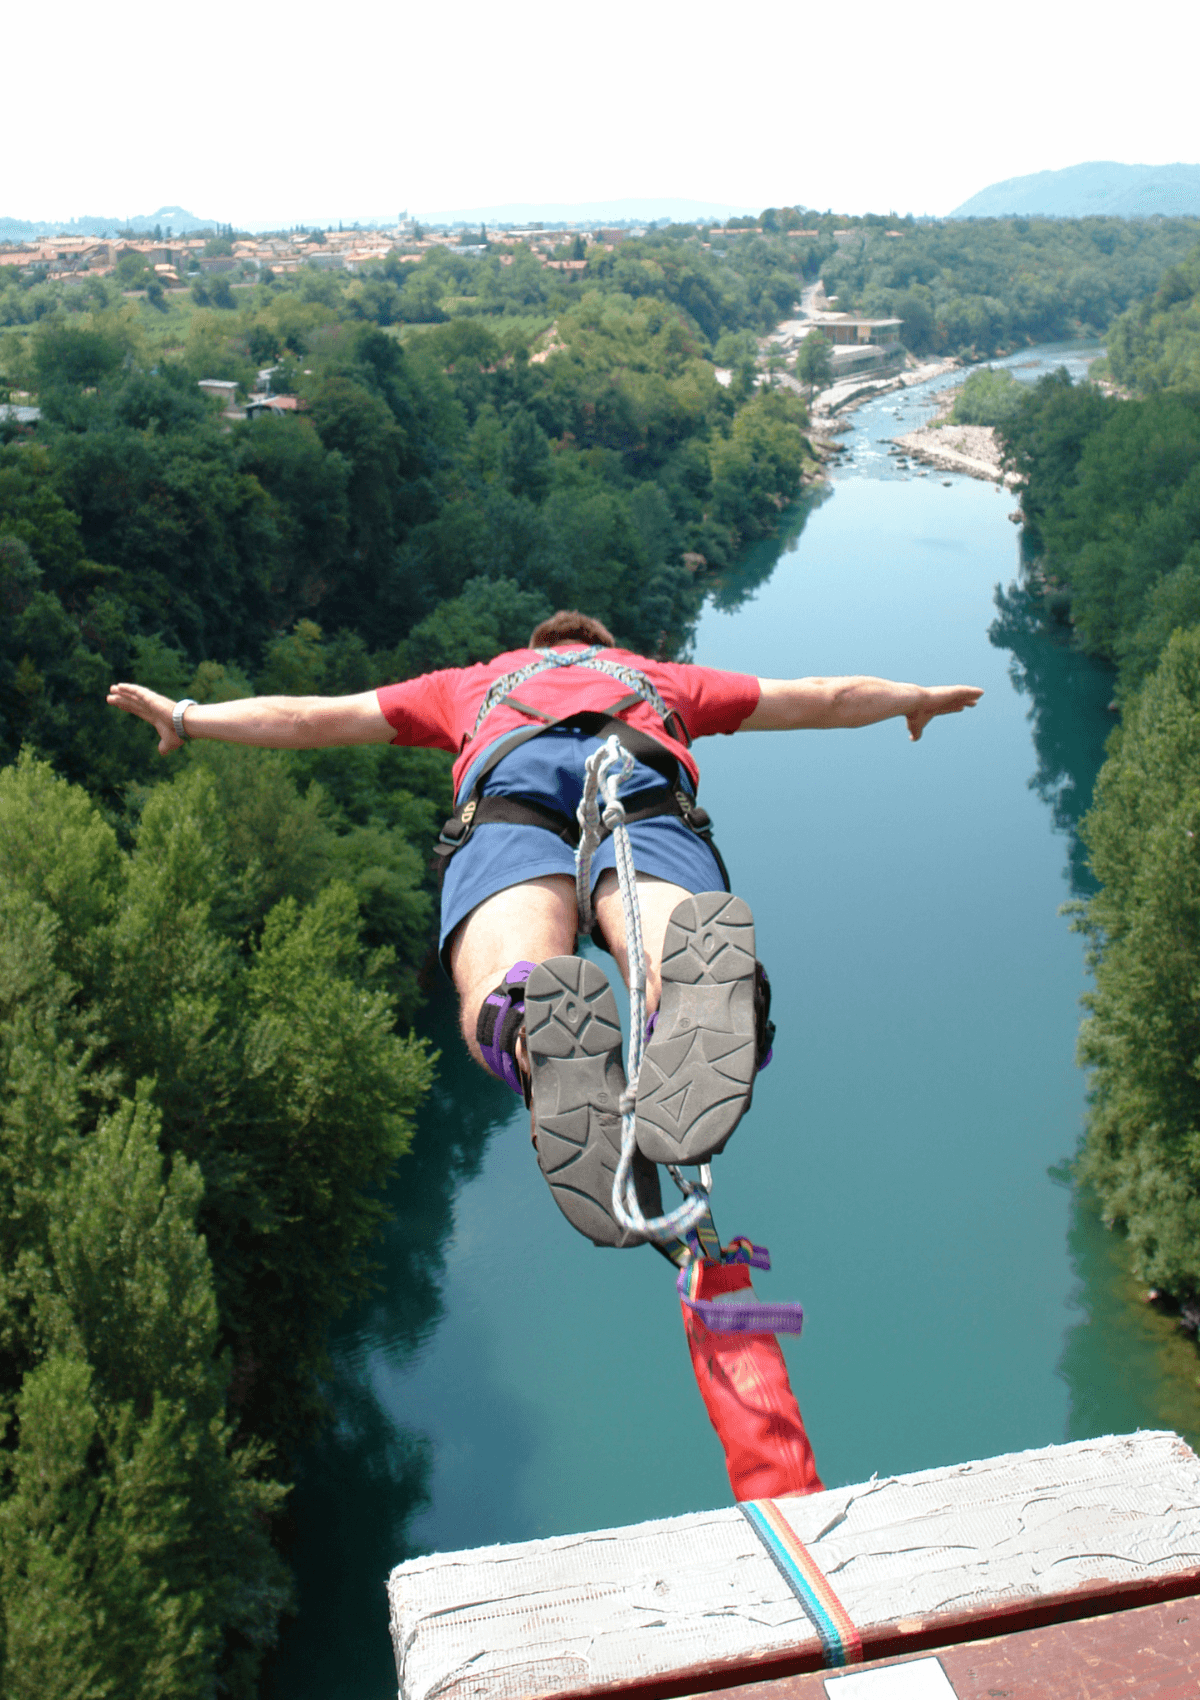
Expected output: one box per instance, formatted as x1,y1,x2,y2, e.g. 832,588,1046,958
447,875,578,1069
592,870,694,1014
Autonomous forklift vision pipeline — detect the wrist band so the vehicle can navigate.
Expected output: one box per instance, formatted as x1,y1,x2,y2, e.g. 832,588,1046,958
172,698,197,742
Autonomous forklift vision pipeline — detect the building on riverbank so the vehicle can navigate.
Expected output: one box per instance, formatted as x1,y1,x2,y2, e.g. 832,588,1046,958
766,312,906,381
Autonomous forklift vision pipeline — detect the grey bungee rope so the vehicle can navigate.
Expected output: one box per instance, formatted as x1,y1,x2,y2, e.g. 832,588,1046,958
575,735,713,1248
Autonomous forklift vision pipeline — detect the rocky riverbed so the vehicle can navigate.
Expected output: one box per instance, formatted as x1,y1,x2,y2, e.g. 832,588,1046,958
890,419,1018,486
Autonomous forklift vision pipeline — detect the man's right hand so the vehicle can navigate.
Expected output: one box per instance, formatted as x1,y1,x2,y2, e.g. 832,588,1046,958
107,683,185,754
905,685,984,742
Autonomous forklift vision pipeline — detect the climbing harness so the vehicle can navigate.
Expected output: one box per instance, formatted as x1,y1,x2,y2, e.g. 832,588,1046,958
432,649,729,897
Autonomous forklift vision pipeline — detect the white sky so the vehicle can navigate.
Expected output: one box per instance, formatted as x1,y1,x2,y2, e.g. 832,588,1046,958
6,0,1197,226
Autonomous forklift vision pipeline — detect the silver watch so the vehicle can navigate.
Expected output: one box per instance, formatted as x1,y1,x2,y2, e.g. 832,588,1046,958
172,698,197,742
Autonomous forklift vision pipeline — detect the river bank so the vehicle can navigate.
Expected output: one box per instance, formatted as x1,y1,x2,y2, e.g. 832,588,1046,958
802,358,1016,488
800,357,961,471
890,420,1017,486
887,377,1017,487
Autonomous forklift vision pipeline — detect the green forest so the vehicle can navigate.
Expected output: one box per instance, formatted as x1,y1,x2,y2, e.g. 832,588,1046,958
820,215,1200,357
2,210,1199,1694
993,242,1200,1311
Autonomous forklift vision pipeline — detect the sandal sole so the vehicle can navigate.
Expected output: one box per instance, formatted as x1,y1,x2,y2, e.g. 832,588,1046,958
525,956,662,1248
633,893,758,1166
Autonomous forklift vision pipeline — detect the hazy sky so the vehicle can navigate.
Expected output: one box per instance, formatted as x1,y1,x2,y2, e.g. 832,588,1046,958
7,0,1196,225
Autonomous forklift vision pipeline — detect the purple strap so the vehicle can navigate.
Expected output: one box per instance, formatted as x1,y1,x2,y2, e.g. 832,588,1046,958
677,1242,805,1336
478,961,535,1097
680,1295,806,1334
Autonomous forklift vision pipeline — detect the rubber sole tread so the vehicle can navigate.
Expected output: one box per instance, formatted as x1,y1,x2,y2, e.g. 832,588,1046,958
525,956,662,1248
634,892,758,1165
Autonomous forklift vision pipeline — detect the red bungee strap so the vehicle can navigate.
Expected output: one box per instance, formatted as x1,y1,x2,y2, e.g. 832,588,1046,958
681,1254,823,1501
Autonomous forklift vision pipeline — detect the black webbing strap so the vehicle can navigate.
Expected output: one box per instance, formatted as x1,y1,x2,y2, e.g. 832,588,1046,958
431,697,728,890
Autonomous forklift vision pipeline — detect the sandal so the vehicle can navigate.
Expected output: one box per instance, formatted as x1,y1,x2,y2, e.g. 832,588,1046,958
633,893,759,1166
525,956,662,1247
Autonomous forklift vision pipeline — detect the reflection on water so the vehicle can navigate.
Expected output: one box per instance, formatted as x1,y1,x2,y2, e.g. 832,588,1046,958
706,484,831,611
988,581,1115,895
1061,1187,1200,1451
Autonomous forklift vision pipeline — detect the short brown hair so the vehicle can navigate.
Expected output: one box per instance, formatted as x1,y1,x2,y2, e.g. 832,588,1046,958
528,610,616,649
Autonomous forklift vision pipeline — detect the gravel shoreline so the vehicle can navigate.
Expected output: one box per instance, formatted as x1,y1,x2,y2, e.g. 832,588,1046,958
890,420,1019,487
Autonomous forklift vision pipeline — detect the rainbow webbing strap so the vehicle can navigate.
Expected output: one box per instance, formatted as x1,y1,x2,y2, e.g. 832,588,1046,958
739,1499,863,1668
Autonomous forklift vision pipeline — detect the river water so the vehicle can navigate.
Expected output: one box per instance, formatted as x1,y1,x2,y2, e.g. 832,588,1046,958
266,346,1200,1699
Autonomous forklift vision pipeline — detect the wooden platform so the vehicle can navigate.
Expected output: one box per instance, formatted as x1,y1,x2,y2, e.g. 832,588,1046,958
387,1432,1200,1700
696,1594,1200,1698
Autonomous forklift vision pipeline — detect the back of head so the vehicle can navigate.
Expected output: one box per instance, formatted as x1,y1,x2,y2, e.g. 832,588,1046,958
528,610,617,650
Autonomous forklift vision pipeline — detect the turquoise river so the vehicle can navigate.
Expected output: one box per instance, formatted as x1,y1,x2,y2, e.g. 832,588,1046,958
265,346,1200,1700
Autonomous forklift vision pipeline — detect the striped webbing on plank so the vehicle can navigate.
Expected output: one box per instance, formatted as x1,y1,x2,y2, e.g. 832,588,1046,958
739,1499,863,1668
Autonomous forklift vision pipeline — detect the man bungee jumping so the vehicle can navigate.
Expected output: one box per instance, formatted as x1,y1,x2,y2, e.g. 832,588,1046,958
111,610,981,1500
107,610,983,1254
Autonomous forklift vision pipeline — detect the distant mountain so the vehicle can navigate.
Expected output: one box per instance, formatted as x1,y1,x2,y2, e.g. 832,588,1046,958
416,196,758,227
950,162,1200,219
0,206,216,241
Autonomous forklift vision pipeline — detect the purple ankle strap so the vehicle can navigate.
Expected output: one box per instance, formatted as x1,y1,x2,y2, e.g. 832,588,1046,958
478,961,535,1097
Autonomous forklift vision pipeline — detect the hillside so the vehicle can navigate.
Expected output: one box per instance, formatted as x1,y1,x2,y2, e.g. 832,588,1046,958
417,196,757,225
0,205,213,240
951,162,1200,220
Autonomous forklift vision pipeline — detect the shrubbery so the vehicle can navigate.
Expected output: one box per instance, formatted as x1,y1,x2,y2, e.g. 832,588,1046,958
950,366,1025,427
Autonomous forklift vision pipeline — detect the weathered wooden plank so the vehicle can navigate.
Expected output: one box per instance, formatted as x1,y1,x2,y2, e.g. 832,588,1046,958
696,1591,1200,1698
387,1432,1200,1700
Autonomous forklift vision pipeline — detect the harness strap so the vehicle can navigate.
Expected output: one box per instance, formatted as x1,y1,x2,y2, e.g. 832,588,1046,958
468,646,674,741
499,694,557,724
434,769,730,897
435,700,684,859
443,784,703,847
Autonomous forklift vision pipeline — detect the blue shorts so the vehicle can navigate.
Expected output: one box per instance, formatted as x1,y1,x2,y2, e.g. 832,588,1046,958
438,729,725,962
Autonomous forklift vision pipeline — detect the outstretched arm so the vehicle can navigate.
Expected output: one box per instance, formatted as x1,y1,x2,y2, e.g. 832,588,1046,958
106,683,394,755
741,676,983,742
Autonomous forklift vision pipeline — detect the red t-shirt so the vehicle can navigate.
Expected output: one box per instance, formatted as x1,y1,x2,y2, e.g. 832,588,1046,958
375,646,760,795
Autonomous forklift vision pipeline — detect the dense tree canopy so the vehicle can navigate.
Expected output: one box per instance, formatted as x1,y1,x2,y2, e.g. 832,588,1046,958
999,373,1200,696
820,216,1200,358
0,750,433,1692
1103,241,1200,394
997,302,1200,1327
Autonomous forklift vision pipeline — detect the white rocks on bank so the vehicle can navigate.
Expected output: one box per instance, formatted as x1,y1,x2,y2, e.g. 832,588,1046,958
892,421,1019,487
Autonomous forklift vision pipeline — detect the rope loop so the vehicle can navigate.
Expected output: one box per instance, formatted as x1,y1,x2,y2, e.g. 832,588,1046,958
574,734,713,1250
